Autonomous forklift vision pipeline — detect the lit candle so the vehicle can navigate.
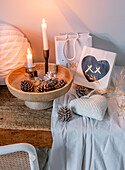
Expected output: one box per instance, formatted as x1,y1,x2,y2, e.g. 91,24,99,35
41,18,49,50
26,48,33,68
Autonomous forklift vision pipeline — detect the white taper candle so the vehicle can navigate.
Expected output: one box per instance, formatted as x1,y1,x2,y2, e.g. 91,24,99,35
41,18,49,50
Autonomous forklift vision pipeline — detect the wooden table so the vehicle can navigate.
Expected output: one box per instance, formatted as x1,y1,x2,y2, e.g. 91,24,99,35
0,86,53,148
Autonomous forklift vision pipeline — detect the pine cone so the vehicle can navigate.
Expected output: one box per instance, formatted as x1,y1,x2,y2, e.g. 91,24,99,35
55,79,67,89
20,80,34,92
52,78,58,85
36,85,44,92
43,78,58,92
60,79,67,86
76,86,89,98
43,83,54,92
46,81,55,88
58,106,72,122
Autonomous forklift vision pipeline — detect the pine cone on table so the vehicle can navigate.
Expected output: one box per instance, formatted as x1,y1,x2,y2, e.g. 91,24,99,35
58,106,72,122
20,80,34,92
76,86,89,98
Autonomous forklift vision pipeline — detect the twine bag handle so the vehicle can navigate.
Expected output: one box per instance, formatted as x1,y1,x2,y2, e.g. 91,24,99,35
63,33,79,61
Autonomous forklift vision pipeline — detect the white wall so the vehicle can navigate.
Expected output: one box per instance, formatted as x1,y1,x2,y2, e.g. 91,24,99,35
0,0,125,65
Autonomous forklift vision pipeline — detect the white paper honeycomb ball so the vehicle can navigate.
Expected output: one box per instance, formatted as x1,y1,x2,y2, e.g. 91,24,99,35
0,23,31,85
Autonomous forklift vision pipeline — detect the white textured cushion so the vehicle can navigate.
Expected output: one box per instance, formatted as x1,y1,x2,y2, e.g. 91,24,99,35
69,95,108,120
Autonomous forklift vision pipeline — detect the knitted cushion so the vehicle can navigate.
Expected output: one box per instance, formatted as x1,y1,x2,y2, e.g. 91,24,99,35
69,95,108,120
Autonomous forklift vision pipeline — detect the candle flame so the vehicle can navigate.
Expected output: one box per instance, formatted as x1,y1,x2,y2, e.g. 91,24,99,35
27,48,31,55
42,18,45,24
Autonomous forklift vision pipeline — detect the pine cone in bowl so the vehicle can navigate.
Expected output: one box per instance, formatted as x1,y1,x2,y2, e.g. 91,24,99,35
20,80,34,92
36,85,44,92
55,79,67,89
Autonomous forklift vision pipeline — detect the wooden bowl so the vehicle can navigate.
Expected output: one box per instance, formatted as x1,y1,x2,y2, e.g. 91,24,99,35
6,63,73,110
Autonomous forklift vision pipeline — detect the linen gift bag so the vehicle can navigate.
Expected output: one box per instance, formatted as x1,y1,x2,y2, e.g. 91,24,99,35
55,33,92,74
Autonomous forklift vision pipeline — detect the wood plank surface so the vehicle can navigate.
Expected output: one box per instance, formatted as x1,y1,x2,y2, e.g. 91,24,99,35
0,86,53,148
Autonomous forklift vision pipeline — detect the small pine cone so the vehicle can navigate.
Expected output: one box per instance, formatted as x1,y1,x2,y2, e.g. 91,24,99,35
58,106,72,122
76,86,89,98
51,78,58,85
54,83,62,89
43,84,48,92
44,79,57,91
60,79,67,85
20,80,34,92
44,83,55,92
50,78,58,86
47,81,55,88
37,85,44,92
55,79,67,89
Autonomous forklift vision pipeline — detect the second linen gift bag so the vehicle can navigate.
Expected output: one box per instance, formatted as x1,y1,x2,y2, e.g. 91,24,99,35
55,33,92,74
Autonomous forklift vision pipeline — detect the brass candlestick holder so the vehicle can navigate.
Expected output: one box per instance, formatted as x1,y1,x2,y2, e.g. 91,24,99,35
43,50,49,74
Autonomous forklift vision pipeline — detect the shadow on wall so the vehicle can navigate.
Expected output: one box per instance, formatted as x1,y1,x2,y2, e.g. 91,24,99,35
91,33,125,66
52,0,92,32
52,0,125,66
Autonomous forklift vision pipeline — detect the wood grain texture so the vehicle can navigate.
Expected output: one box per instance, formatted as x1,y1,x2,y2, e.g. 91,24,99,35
0,86,52,148
0,129,52,148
